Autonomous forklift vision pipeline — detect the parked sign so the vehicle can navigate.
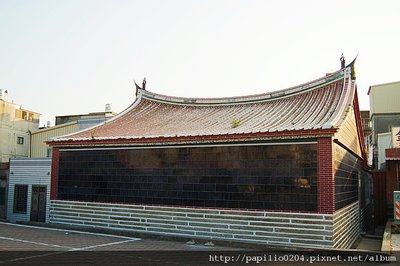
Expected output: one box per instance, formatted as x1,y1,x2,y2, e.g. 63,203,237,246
393,127,400,148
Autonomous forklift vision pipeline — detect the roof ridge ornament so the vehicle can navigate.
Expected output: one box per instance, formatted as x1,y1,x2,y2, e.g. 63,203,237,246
142,77,146,90
340,54,345,69
346,54,358,80
134,77,147,97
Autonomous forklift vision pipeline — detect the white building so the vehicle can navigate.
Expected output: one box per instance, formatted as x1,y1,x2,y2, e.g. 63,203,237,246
0,89,40,162
7,158,51,223
368,81,400,168
6,108,115,223
377,132,392,169
0,89,40,219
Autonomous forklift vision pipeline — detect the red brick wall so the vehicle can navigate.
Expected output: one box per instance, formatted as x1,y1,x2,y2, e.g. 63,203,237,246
50,148,60,200
386,148,400,160
318,138,334,214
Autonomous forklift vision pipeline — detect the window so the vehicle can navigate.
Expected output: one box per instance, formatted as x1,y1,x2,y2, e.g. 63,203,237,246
17,137,24,144
13,185,28,213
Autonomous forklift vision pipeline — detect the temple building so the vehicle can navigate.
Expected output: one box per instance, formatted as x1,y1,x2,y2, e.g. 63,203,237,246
47,61,371,249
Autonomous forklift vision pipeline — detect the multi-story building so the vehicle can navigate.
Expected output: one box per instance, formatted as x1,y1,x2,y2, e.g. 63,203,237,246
0,89,40,162
368,81,400,168
7,110,116,223
368,81,400,226
0,89,40,219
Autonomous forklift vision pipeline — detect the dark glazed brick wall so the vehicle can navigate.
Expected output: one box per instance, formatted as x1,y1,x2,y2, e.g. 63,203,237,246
58,144,318,211
334,144,361,210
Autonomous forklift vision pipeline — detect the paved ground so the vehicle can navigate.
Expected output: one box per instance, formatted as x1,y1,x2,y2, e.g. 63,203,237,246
0,222,244,265
0,222,397,265
357,237,383,252
0,222,238,252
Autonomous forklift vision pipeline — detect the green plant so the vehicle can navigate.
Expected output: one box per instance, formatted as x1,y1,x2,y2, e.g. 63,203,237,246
231,118,241,128
90,128,97,139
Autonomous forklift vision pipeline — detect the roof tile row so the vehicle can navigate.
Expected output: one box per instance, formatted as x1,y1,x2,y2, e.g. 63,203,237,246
51,66,355,144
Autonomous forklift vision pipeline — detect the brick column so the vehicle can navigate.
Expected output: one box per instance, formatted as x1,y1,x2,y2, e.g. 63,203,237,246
318,137,334,214
50,147,60,200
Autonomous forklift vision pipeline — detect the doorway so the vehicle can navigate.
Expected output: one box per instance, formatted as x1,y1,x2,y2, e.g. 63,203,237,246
30,185,47,222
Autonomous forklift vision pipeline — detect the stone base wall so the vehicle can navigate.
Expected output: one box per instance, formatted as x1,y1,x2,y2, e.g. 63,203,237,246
50,200,334,248
333,201,360,249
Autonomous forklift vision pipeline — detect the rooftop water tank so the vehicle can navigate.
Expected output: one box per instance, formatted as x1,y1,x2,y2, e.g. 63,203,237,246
0,89,9,101
105,103,111,113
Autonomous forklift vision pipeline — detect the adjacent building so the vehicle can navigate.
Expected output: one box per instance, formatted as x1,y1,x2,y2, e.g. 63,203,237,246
385,129,400,192
31,122,79,158
368,81,400,225
361,110,372,138
0,89,40,162
6,111,116,223
360,110,373,166
55,111,116,131
0,89,40,219
47,62,371,249
7,158,51,223
368,81,400,168
30,111,117,158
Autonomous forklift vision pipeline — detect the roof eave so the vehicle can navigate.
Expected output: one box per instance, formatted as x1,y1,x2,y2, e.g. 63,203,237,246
47,128,338,148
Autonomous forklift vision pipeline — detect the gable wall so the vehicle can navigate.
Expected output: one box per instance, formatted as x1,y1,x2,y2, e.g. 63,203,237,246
334,105,362,158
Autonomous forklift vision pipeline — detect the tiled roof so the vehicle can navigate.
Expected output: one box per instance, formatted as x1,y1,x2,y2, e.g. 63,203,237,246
50,64,356,144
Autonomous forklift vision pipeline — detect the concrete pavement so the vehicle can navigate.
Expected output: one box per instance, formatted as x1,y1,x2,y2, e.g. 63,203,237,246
0,222,397,265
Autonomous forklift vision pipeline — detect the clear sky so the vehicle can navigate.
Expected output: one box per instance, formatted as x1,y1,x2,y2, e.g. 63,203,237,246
1,0,399,127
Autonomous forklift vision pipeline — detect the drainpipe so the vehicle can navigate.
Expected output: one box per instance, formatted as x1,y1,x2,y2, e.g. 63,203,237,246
28,130,32,158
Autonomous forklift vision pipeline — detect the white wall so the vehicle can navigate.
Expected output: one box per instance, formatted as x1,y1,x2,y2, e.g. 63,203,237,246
7,158,51,223
369,81,400,115
0,99,39,163
50,200,335,248
378,132,392,169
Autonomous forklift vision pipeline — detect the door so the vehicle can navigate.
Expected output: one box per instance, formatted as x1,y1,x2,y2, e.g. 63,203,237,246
30,186,47,222
372,170,387,227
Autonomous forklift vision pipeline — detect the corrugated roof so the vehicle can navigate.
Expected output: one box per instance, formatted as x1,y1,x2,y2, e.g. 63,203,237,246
50,64,356,144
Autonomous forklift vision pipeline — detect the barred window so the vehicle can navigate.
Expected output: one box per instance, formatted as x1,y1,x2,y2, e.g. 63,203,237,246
17,137,24,144
13,185,28,213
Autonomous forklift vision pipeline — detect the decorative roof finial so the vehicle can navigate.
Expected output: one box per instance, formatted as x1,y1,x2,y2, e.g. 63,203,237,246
134,80,141,96
133,78,147,96
340,54,345,69
142,78,147,90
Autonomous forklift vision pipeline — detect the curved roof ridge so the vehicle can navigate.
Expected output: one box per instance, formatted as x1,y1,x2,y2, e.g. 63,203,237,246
48,59,359,145
139,68,345,105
